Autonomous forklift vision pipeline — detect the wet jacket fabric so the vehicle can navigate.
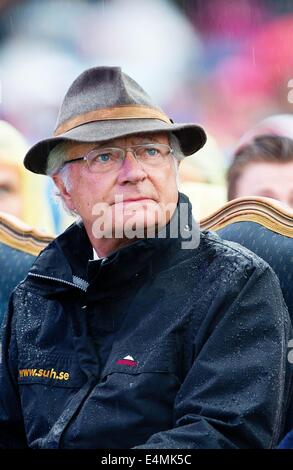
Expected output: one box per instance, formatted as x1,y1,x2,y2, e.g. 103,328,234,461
0,244,35,326
0,194,291,449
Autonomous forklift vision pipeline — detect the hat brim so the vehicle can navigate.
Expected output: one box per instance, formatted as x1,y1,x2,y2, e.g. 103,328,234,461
24,119,207,174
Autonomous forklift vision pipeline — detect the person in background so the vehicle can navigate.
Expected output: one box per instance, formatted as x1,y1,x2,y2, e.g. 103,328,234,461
0,121,54,326
227,115,293,209
0,66,291,449
0,120,54,232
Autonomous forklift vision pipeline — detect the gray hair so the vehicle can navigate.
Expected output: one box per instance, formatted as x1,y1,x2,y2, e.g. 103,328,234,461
47,141,74,209
46,141,76,216
169,133,184,186
169,133,185,162
46,141,71,176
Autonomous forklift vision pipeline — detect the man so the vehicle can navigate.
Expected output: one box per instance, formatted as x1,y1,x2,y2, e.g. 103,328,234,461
227,134,293,209
0,66,291,449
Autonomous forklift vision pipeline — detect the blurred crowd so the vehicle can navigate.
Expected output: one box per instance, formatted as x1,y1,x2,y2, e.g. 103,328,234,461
0,0,292,233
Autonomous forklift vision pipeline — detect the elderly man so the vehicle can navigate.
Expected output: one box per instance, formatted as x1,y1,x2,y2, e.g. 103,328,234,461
0,66,291,449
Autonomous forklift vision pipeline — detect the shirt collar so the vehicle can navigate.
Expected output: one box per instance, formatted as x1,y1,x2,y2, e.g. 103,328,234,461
93,249,100,260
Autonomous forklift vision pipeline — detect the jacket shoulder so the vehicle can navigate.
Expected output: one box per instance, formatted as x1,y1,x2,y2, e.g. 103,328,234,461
197,229,272,274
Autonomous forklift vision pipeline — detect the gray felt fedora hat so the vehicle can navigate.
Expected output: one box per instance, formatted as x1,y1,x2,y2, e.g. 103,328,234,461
24,66,207,174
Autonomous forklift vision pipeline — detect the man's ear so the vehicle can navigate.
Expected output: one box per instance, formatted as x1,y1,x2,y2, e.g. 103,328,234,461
52,174,75,211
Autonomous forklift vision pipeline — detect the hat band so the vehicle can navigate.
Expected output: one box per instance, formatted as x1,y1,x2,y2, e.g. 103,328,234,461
54,105,171,136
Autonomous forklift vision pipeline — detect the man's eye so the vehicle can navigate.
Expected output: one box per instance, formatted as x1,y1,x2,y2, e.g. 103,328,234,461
145,147,159,156
96,153,112,163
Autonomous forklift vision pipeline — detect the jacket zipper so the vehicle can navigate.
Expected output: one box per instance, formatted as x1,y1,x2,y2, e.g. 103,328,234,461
27,272,87,292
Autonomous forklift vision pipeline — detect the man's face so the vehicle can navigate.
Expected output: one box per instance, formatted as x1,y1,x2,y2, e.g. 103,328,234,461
235,161,293,209
54,132,179,239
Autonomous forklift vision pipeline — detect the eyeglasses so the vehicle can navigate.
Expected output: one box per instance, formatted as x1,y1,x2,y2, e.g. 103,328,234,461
63,143,174,173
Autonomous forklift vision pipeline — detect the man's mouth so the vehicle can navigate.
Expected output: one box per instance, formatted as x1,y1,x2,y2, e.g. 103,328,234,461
111,197,157,206
123,198,153,203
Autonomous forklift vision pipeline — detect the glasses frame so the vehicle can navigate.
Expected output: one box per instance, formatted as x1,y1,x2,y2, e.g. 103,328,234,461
62,143,174,173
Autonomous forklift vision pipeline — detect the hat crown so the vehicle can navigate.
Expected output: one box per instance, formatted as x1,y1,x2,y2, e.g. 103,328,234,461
24,65,206,175
55,66,161,132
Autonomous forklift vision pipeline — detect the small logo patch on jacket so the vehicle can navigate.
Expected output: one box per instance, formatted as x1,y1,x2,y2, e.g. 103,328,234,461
19,368,70,381
116,355,138,367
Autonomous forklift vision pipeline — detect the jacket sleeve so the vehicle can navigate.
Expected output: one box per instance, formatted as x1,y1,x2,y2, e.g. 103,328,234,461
134,261,292,449
0,292,27,448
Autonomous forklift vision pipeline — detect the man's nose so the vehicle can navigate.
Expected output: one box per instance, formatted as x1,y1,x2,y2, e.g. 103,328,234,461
116,150,147,184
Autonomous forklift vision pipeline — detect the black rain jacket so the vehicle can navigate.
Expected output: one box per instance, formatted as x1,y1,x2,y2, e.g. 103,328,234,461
0,193,291,449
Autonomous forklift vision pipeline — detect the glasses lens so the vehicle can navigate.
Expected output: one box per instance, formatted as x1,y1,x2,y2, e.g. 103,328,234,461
135,144,171,166
87,148,122,173
85,144,172,173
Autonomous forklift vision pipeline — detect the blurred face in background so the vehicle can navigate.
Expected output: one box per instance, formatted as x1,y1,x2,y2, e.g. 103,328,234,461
235,161,293,209
0,120,54,232
0,163,22,217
